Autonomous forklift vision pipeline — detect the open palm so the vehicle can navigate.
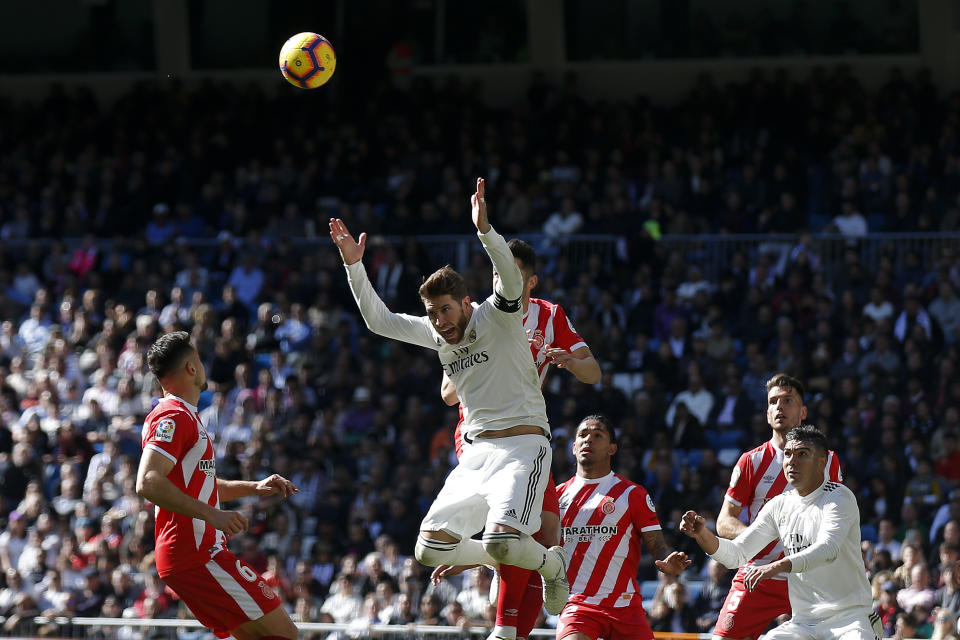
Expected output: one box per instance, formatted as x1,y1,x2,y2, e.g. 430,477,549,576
329,218,366,265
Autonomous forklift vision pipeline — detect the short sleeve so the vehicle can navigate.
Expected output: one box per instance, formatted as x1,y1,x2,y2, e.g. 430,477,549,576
725,452,754,507
631,486,661,532
551,305,587,352
142,411,195,464
827,450,843,482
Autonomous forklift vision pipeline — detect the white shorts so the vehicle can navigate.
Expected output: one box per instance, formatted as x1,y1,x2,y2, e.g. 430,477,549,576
763,609,882,640
421,434,551,538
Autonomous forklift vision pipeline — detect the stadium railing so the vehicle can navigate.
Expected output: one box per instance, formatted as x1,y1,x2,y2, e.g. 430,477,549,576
6,231,958,286
14,616,912,640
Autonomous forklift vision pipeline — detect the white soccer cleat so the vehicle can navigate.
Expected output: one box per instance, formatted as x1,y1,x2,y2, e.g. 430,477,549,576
541,546,569,615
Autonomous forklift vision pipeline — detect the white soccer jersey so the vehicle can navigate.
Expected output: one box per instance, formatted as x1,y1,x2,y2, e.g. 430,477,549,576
711,480,872,624
344,226,548,440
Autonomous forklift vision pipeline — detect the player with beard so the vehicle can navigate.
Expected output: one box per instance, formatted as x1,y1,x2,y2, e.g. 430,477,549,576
330,178,570,615
137,331,299,640
433,238,601,640
712,374,842,640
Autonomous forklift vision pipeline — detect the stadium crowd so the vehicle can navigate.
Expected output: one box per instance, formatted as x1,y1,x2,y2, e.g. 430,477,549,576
0,64,959,639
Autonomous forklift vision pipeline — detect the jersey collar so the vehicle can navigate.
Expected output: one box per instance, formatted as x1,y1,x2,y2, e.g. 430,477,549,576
166,394,198,414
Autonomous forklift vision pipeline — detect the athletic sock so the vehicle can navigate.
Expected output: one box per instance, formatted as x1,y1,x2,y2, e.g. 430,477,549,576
515,570,545,638
496,564,535,630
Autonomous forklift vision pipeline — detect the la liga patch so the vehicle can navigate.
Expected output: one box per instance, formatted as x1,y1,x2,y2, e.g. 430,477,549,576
154,418,176,443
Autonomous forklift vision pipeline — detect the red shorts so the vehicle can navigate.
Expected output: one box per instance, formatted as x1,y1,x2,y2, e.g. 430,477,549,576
557,601,653,640
713,569,790,639
162,549,282,638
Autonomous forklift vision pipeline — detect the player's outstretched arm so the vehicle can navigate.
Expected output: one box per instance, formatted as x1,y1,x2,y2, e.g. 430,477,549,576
136,448,248,535
217,474,299,502
679,510,720,554
643,529,692,575
472,178,523,306
331,218,438,350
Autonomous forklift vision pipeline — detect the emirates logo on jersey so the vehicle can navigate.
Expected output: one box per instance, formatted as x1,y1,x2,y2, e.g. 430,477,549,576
601,498,616,514
532,330,546,349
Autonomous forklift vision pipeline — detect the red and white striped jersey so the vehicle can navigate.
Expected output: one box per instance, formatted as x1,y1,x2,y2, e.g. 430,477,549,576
557,472,661,609
524,297,587,385
142,395,226,577
725,440,842,572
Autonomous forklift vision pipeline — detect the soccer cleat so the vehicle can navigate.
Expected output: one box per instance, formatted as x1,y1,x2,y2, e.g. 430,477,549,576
541,546,569,615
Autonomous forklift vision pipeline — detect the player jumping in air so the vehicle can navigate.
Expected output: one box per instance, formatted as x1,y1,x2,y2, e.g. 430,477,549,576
330,177,570,615
435,238,601,640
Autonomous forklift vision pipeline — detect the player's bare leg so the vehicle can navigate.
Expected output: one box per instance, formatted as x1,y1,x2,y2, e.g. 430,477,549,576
230,604,298,640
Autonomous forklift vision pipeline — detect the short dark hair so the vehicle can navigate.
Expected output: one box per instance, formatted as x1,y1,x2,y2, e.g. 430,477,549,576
147,331,195,380
765,372,805,399
785,424,828,455
419,266,468,302
507,239,537,275
577,414,617,445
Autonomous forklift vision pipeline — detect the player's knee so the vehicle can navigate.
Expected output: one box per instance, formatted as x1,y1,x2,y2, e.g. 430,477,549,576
483,538,512,563
414,537,451,567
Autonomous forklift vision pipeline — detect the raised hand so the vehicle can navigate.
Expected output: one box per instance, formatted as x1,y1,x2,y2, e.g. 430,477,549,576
655,551,692,575
471,178,490,233
254,474,299,498
329,218,367,265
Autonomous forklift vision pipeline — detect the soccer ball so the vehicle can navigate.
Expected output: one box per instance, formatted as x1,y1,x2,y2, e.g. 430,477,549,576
279,32,336,89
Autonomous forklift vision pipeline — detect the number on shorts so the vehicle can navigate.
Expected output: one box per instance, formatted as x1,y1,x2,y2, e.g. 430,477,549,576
728,589,744,611
236,560,257,582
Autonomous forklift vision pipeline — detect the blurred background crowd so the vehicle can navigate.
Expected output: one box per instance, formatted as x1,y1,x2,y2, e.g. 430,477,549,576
0,63,959,639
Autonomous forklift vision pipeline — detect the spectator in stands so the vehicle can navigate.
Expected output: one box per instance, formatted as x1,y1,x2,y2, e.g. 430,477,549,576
899,564,937,614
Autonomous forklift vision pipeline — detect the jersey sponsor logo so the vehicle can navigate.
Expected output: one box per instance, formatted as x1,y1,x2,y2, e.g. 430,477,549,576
646,494,656,513
563,524,619,542
155,418,176,443
444,349,491,376
199,459,216,477
823,481,840,492
784,532,809,555
729,466,741,488
504,508,518,520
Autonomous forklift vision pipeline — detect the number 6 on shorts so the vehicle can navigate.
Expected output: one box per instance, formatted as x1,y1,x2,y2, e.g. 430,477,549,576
236,560,257,582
